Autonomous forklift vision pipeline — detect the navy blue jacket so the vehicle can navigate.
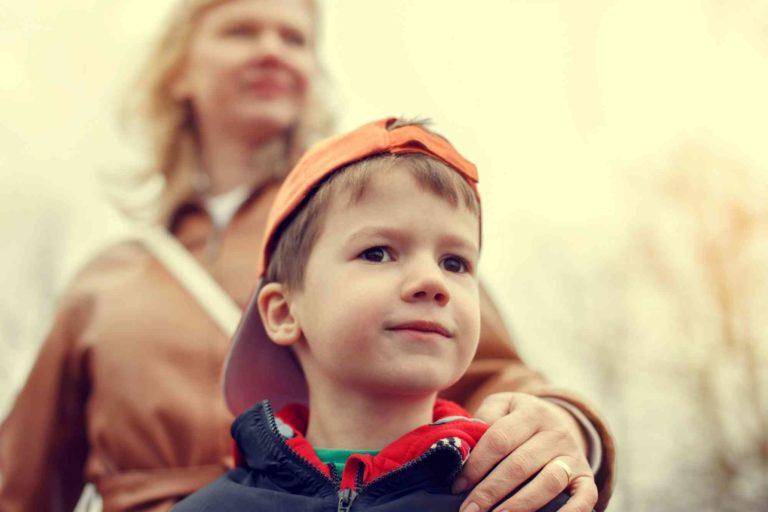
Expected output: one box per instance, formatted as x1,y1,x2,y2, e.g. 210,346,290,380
173,400,573,511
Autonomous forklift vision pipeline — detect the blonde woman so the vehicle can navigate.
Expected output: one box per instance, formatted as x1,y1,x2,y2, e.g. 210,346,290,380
0,1,614,511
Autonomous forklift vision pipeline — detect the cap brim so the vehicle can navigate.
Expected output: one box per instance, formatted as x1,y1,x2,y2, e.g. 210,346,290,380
223,281,307,416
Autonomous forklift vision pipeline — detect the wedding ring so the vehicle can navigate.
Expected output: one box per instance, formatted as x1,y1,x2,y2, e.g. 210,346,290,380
552,459,574,483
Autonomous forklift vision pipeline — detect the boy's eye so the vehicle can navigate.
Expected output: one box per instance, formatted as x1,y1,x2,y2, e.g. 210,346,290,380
359,246,393,263
441,255,470,273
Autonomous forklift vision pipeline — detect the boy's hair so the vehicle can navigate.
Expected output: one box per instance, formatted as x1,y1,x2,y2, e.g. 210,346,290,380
264,119,480,291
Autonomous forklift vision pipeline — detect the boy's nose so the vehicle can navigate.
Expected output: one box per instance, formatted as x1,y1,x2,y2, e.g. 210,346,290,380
401,266,450,307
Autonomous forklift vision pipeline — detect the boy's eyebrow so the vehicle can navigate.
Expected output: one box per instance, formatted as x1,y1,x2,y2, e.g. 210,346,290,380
345,227,406,247
346,227,479,254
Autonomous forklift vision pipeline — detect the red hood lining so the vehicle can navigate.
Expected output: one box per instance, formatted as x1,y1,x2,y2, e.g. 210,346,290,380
271,399,488,489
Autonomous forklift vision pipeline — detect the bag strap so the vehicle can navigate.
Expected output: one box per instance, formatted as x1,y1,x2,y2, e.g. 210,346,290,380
137,227,242,337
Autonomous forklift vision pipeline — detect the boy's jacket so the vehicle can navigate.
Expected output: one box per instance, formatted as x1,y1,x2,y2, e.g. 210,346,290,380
172,399,572,512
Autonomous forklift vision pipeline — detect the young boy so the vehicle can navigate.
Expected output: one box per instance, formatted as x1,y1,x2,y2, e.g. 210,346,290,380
173,118,575,511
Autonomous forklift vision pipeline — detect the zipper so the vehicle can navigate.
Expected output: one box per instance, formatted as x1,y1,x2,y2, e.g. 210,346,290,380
261,401,339,489
336,488,358,512
263,402,359,510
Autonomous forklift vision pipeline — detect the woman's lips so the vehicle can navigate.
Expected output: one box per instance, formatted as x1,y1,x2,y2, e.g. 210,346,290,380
241,68,294,96
246,78,293,97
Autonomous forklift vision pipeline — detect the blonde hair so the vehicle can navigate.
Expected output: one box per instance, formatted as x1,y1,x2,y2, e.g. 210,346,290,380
125,0,334,223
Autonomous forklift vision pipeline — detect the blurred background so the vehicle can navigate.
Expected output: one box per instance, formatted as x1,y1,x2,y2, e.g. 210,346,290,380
1,1,767,510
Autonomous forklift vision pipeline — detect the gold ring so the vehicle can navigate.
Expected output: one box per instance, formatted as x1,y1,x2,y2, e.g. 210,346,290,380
552,459,574,482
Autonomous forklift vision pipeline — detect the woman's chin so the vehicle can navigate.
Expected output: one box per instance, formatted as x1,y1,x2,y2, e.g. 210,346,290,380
236,101,302,133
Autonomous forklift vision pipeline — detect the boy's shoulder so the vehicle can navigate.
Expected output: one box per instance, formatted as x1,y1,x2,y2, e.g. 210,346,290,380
173,469,338,511
172,471,249,512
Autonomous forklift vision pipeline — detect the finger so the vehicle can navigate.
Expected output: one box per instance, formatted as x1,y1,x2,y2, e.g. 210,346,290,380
558,476,598,512
453,413,537,494
473,392,518,424
490,456,584,512
459,431,564,512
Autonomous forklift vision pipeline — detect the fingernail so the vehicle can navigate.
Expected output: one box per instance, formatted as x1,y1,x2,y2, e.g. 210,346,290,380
452,477,468,494
463,503,480,512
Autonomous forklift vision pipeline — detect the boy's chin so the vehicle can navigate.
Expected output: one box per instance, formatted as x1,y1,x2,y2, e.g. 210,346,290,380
358,367,462,397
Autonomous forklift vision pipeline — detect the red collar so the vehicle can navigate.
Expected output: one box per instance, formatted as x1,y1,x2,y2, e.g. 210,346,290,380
266,399,488,490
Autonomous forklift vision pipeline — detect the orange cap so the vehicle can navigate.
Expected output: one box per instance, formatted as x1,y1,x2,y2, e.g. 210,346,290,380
257,117,479,276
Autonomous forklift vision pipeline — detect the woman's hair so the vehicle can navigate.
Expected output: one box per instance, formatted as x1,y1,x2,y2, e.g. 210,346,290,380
124,0,334,223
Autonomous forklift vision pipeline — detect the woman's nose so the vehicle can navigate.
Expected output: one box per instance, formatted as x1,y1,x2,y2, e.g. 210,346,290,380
252,30,286,63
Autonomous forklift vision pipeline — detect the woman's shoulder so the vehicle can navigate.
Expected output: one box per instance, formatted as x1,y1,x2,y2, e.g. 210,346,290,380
63,239,154,299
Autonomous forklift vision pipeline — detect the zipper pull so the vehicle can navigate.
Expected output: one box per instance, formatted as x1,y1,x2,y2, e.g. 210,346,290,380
337,488,358,512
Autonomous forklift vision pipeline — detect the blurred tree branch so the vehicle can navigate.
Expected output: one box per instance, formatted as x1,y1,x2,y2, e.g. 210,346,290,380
631,142,768,510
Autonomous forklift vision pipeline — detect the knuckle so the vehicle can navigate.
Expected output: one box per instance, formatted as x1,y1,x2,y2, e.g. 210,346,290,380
533,400,551,416
469,484,501,508
550,428,574,448
485,428,512,455
531,407,552,425
507,454,533,481
584,482,599,504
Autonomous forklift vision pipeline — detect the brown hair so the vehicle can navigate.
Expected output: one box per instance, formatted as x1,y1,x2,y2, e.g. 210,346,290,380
265,122,480,290
123,0,334,222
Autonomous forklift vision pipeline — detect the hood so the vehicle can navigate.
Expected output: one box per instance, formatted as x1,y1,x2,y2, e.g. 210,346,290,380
231,399,488,495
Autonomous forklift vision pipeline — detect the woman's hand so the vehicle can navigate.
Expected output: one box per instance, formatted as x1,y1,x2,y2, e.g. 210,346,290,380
453,392,598,512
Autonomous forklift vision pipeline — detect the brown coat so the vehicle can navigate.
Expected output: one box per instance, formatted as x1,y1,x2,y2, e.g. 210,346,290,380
0,182,614,512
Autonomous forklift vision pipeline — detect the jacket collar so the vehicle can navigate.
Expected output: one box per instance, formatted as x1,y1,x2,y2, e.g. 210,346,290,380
166,178,280,235
232,399,488,495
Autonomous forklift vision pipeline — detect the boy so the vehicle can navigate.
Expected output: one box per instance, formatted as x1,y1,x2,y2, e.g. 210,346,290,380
173,118,576,511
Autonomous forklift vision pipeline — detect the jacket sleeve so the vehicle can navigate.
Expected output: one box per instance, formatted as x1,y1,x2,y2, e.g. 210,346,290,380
0,290,91,512
440,283,615,511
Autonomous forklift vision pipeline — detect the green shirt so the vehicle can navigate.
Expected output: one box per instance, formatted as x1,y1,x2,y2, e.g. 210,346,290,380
315,448,380,475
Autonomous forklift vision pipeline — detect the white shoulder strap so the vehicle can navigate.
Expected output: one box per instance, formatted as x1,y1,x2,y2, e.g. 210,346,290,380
137,226,242,337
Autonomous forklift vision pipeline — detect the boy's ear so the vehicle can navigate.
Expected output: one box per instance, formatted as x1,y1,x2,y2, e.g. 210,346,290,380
257,282,302,347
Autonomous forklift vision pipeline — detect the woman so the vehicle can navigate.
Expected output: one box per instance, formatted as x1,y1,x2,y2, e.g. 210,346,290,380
0,1,613,511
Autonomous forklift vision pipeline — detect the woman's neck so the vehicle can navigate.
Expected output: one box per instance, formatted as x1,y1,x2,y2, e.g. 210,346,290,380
304,384,437,451
197,119,286,195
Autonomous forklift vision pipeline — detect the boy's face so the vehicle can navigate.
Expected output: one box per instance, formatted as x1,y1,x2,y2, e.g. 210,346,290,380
288,164,481,398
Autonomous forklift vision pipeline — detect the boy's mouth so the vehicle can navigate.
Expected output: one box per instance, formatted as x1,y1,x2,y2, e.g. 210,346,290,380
386,320,453,338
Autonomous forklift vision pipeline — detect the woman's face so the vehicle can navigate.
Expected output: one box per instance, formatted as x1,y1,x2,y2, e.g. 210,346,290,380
175,0,315,139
